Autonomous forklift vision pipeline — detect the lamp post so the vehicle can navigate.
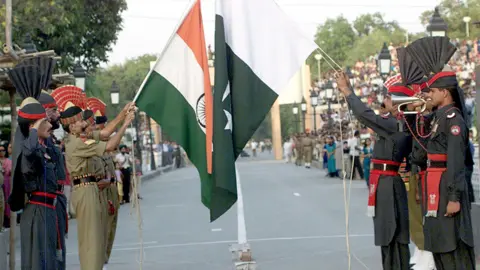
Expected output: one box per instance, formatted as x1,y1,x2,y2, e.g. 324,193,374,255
346,66,355,88
22,33,37,54
314,54,322,81
146,115,156,170
427,7,447,37
378,42,392,95
463,16,471,38
325,81,334,128
301,97,307,132
73,63,87,92
310,89,319,132
292,102,299,132
110,81,120,106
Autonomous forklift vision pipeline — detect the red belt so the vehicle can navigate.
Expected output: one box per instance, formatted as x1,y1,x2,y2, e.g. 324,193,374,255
425,154,447,217
29,192,63,258
367,159,401,217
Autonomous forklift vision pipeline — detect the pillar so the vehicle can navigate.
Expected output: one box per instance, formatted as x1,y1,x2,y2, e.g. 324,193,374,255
270,99,283,160
302,65,313,132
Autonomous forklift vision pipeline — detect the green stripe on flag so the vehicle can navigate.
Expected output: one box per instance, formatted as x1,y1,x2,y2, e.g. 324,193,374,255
136,72,212,208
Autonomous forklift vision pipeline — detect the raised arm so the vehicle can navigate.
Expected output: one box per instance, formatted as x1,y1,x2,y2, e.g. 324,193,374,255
98,102,135,140
345,93,397,137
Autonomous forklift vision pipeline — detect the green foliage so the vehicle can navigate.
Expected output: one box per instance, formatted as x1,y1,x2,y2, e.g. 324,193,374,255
419,0,480,39
279,104,299,138
0,0,127,71
0,120,11,142
309,16,356,78
87,54,157,119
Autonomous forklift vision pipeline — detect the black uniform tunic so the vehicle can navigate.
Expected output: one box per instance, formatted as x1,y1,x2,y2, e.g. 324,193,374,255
347,93,411,270
48,136,68,270
20,129,59,270
424,104,475,269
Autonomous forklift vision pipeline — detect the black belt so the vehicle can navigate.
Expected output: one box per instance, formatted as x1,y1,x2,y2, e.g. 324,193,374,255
29,192,57,208
427,160,447,168
73,176,97,186
372,164,400,172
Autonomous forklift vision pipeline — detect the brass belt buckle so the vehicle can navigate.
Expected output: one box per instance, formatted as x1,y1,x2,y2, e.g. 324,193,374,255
383,163,387,171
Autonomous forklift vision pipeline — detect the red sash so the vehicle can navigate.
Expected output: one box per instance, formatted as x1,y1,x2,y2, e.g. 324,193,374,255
367,159,400,217
425,154,447,217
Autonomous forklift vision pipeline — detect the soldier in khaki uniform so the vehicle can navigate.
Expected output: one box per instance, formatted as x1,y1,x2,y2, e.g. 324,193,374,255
85,96,121,266
302,129,314,168
294,134,303,166
53,85,134,270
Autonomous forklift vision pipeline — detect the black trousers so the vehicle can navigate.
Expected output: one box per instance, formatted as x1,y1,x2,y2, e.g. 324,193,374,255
350,155,364,179
121,168,131,202
433,241,475,270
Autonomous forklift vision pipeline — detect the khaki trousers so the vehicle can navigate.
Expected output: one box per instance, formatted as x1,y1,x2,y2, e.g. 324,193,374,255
99,189,109,263
71,184,104,270
105,184,119,262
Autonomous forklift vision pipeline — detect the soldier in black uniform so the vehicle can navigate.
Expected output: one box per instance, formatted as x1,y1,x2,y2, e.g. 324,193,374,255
406,36,475,269
336,70,415,269
8,64,60,270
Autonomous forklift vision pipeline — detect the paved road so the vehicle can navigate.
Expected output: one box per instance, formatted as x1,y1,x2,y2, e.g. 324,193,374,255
16,152,383,269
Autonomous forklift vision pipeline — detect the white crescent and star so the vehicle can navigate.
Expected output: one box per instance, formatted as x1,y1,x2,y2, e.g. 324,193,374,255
222,81,233,132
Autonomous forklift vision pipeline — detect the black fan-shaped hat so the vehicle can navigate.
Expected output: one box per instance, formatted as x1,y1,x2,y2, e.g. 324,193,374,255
8,65,46,123
397,47,425,85
82,109,95,126
405,37,456,75
18,56,56,91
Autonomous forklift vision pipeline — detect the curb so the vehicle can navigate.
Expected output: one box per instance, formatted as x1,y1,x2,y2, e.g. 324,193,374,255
142,164,175,182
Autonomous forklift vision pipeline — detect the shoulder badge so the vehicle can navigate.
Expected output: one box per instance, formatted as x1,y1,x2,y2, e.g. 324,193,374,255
83,139,96,145
450,125,461,136
447,112,456,119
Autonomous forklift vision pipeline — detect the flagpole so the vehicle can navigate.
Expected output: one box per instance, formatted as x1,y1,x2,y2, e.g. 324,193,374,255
133,0,197,103
230,165,256,269
235,166,248,245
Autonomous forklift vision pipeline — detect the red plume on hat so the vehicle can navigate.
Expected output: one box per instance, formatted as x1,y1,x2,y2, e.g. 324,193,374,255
51,85,87,112
87,97,106,116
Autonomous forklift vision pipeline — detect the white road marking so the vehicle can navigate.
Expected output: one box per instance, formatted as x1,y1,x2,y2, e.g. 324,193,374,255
211,228,222,232
293,192,301,197
353,253,371,270
67,234,374,254
113,241,158,247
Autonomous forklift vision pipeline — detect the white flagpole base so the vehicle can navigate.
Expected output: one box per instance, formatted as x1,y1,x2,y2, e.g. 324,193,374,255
230,244,256,269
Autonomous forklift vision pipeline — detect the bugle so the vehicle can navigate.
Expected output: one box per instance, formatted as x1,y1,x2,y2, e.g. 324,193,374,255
391,95,426,115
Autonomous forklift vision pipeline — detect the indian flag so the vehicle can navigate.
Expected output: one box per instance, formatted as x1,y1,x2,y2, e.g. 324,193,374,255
135,0,214,208
210,0,317,221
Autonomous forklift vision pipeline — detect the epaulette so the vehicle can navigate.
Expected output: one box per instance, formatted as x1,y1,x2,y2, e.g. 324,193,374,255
83,139,96,145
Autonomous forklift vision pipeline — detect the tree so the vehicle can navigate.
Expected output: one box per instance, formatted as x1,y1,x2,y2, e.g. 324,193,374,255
309,16,357,76
87,54,157,119
353,13,402,37
346,28,407,65
419,0,480,39
0,0,127,71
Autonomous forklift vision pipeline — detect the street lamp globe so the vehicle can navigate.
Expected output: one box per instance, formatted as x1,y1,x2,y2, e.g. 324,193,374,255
72,63,87,91
427,7,447,37
325,81,334,99
464,16,472,23
292,102,298,115
301,97,307,112
314,54,322,61
378,42,391,77
110,80,120,105
310,90,319,107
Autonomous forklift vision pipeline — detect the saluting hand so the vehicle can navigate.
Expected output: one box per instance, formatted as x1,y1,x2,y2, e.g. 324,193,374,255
445,201,460,217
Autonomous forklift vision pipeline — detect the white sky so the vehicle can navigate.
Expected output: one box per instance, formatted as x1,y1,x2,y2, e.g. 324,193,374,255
105,0,441,66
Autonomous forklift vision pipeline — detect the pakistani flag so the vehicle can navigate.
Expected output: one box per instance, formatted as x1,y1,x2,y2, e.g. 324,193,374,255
135,0,214,209
211,0,317,220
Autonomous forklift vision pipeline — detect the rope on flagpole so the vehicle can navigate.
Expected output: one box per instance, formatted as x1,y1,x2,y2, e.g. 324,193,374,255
314,47,356,270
